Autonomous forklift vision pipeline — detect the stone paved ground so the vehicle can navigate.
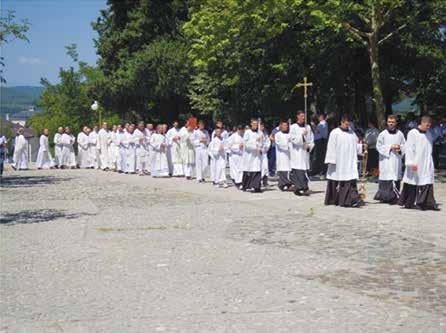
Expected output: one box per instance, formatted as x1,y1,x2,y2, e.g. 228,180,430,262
1,168,445,332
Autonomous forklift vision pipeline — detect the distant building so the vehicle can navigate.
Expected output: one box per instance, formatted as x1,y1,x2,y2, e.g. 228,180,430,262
9,105,41,127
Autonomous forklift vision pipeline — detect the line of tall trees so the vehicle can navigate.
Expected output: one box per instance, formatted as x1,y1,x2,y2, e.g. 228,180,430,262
33,0,445,135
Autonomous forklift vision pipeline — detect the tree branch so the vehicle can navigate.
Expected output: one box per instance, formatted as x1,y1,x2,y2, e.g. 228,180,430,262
378,24,407,45
342,22,369,46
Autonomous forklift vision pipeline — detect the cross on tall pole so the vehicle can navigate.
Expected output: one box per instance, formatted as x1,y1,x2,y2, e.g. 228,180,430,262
295,77,313,123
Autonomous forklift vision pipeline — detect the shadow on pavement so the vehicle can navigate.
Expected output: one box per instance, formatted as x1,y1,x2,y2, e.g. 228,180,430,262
0,209,95,226
0,175,72,188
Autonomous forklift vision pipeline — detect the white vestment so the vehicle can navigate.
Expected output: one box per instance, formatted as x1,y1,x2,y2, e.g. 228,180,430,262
166,127,183,175
61,133,76,167
144,129,153,173
227,132,244,184
402,128,435,186
134,128,148,172
77,132,90,168
12,134,29,169
98,128,111,169
53,133,63,167
122,131,136,173
208,136,227,183
89,131,100,169
109,131,120,169
192,129,210,181
180,128,196,177
36,135,54,169
241,129,262,172
261,132,271,177
150,133,169,177
289,123,314,171
376,129,406,181
325,128,361,181
117,132,127,171
275,131,291,172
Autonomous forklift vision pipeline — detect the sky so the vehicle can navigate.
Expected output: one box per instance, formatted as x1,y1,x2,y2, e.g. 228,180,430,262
2,0,107,87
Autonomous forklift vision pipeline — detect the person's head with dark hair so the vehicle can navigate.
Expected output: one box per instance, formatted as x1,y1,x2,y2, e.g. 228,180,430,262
172,121,179,128
340,114,350,130
198,120,206,130
387,115,398,131
279,120,289,133
215,120,223,129
296,110,305,124
250,118,259,131
368,119,377,128
318,113,326,122
419,116,432,131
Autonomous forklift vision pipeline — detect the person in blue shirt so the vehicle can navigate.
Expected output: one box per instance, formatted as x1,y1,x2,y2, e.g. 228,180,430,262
310,113,328,177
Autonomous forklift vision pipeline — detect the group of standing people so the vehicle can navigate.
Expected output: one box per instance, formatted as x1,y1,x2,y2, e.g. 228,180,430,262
5,112,440,211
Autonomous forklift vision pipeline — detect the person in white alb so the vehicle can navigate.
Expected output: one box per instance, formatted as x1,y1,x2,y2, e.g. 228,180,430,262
36,129,54,169
89,126,100,169
150,124,170,177
53,127,64,168
208,127,228,188
109,125,120,171
324,115,365,207
373,115,406,204
180,122,196,180
11,128,29,170
98,122,111,171
122,124,136,174
166,121,183,176
241,119,263,193
61,127,76,169
289,110,314,196
134,122,148,176
77,126,90,169
399,116,439,210
193,120,210,182
275,121,292,191
144,123,154,174
260,123,271,187
227,125,244,187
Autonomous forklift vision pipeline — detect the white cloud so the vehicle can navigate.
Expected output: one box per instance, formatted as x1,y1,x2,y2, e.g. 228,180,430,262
18,56,42,65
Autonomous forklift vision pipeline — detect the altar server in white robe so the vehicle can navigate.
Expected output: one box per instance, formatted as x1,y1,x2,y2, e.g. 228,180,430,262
150,124,170,177
324,115,364,207
227,125,245,187
289,111,314,196
166,121,183,176
134,122,148,176
89,126,100,169
77,126,90,168
117,125,127,172
275,121,292,191
11,128,29,170
98,122,111,170
208,127,228,188
61,127,76,169
36,129,54,169
374,115,406,204
122,124,137,174
180,122,196,179
241,119,263,193
193,120,210,182
109,125,119,171
144,123,154,174
53,127,64,168
260,123,271,186
211,120,229,140
399,116,439,210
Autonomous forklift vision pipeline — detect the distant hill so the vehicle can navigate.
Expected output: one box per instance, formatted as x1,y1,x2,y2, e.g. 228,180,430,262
0,86,45,115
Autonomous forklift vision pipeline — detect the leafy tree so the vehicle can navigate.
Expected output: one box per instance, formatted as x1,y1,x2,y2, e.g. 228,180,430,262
0,10,30,83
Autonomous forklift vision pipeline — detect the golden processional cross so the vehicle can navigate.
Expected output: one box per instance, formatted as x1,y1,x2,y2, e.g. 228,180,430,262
294,77,313,123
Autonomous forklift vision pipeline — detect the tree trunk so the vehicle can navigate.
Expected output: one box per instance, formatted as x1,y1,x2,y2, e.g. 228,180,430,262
368,33,386,130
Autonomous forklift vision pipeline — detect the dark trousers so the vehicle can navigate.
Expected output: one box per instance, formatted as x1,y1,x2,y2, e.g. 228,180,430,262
374,180,400,204
399,183,438,210
433,144,440,169
290,169,309,192
277,171,291,190
242,171,261,191
367,148,379,172
325,179,360,207
312,139,327,175
268,146,276,176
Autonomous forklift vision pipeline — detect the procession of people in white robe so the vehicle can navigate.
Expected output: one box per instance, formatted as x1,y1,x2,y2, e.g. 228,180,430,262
9,114,440,211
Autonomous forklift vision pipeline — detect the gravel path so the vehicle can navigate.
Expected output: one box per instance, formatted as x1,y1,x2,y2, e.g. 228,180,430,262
1,168,445,332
